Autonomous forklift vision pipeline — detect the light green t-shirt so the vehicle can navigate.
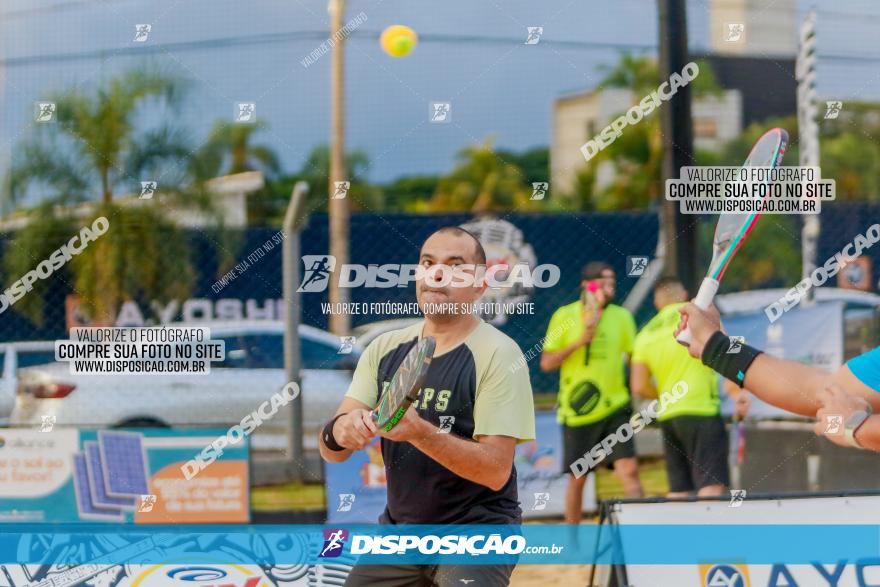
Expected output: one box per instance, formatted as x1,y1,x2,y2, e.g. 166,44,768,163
544,302,636,426
346,321,536,442
631,302,720,421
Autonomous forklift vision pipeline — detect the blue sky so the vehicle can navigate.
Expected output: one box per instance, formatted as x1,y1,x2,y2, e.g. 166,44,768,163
1,0,879,199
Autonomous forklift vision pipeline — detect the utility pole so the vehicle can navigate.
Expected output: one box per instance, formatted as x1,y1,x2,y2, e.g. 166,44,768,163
328,0,351,335
658,0,697,293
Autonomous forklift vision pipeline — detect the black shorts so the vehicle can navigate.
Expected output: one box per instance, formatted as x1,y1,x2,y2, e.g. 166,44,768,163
660,414,730,492
344,563,516,587
562,406,636,474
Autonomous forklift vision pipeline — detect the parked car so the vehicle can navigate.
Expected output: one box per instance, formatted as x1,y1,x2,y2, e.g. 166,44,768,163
0,321,360,481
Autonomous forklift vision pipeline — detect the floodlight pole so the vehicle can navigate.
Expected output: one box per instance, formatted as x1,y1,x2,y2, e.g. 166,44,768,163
283,181,309,482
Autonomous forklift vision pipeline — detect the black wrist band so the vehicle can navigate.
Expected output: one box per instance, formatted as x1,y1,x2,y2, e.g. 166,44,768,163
701,331,763,387
322,412,348,452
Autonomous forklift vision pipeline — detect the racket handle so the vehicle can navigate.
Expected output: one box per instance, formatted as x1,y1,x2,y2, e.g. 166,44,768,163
676,277,720,346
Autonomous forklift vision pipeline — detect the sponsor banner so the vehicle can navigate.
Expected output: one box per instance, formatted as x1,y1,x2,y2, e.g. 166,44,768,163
614,494,880,586
0,523,880,566
0,428,248,524
325,411,595,523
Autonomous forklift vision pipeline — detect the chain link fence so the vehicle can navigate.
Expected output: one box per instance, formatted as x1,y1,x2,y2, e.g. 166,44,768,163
2,204,878,393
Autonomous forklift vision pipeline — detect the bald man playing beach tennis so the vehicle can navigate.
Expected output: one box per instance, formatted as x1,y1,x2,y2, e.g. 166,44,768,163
319,226,536,587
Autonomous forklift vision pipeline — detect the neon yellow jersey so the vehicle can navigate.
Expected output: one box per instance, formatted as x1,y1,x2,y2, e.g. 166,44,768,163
631,302,720,421
544,302,636,426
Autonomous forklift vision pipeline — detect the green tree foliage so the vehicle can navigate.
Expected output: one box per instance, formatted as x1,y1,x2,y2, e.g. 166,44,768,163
428,139,539,213
195,120,281,179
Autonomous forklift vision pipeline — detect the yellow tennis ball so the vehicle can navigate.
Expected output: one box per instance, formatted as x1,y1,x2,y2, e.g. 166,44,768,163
380,25,418,57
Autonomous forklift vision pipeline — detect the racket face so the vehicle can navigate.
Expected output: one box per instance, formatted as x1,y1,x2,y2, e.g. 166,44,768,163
709,128,789,280
375,336,436,432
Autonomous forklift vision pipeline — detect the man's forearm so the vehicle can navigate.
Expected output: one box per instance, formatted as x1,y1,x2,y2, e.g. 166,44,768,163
319,437,353,463
410,430,511,491
739,352,829,417
853,416,880,452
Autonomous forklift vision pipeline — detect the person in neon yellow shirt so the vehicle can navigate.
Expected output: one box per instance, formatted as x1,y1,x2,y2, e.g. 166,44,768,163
631,277,733,497
541,262,643,523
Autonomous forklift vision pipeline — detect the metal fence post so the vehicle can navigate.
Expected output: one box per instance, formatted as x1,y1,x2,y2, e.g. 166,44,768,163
283,181,309,482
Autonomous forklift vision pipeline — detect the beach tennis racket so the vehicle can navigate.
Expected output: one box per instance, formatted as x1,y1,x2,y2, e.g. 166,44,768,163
372,336,436,432
677,128,789,346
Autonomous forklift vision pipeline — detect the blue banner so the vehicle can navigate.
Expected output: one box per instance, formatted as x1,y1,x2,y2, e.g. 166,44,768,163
1,524,879,565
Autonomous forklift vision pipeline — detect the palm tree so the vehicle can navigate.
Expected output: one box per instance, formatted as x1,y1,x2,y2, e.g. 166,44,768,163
195,120,281,179
10,70,192,206
3,69,203,325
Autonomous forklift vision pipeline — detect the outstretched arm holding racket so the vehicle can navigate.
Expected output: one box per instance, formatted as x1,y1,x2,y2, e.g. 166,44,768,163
677,303,880,451
672,127,880,452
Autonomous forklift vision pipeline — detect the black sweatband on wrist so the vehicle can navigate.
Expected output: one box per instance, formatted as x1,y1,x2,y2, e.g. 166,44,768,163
322,412,348,452
701,330,763,387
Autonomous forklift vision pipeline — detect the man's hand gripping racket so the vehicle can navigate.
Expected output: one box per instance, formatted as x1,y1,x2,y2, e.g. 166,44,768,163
677,128,789,347
372,336,436,432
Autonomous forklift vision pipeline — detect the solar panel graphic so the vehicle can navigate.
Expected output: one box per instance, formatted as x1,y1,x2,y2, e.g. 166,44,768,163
84,441,136,511
97,431,151,498
72,454,125,522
